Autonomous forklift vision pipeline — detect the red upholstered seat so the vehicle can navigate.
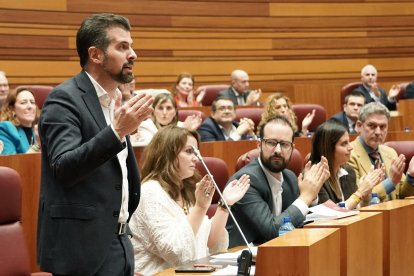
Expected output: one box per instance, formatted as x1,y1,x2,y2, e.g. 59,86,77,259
195,157,229,218
16,85,54,109
291,104,327,133
384,141,414,173
195,84,229,106
235,148,303,177
340,82,362,109
0,166,51,276
177,109,207,122
235,107,263,133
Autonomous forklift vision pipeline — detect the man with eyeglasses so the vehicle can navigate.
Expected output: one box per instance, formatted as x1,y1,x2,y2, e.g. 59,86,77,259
198,96,255,142
348,102,414,202
226,115,330,247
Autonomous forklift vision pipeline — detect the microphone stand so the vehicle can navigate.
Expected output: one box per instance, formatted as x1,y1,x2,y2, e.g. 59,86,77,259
191,146,253,276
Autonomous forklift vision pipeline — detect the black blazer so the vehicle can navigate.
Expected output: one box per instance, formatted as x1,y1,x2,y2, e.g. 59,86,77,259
217,87,249,106
226,158,305,247
353,85,396,111
198,117,247,142
37,71,140,275
318,165,357,204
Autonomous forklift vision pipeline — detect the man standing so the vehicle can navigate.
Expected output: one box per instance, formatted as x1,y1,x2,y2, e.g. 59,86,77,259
226,116,329,247
198,97,255,141
217,69,261,106
353,64,399,111
330,91,365,134
37,13,153,275
0,71,9,108
349,102,414,202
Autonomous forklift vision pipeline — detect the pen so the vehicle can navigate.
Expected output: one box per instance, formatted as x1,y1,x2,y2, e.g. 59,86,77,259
193,264,223,269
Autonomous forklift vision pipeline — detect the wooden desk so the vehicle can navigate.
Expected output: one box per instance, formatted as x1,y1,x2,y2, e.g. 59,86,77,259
305,212,383,276
255,228,341,276
359,200,414,276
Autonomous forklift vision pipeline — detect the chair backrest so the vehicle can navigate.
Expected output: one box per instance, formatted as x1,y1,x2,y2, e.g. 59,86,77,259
235,148,303,177
177,109,207,122
196,84,229,106
340,82,362,109
235,107,263,133
16,85,54,109
0,166,31,276
195,157,229,218
384,141,414,173
291,104,327,133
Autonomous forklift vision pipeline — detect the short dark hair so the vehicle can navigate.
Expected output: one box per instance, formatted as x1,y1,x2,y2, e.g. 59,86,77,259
211,96,234,112
344,91,365,105
259,115,294,141
76,13,131,68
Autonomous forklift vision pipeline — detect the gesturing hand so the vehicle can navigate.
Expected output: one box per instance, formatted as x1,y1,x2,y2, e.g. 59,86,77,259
195,175,215,209
222,174,250,206
390,154,406,185
299,156,330,205
113,92,153,139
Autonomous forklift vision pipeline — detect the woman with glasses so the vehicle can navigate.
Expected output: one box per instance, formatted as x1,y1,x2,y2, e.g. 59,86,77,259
131,93,202,146
310,121,383,209
129,126,250,275
258,93,315,137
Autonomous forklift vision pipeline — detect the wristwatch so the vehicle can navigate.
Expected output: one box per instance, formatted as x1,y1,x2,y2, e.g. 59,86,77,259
218,199,231,211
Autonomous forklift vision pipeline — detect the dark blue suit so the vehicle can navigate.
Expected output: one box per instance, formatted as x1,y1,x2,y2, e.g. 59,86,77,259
226,158,305,247
329,112,356,134
198,117,248,142
37,71,140,275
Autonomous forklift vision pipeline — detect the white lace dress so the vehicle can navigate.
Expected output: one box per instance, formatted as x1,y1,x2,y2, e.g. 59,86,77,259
130,180,228,275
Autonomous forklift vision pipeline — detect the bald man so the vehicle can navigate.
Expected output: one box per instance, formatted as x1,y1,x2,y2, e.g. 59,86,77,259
217,69,261,106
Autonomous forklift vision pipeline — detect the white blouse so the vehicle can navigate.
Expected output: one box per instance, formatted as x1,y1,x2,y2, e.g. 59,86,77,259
131,119,184,147
129,180,228,275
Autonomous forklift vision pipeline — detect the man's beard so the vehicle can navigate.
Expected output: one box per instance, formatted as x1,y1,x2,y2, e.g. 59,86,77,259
260,151,291,173
103,54,134,84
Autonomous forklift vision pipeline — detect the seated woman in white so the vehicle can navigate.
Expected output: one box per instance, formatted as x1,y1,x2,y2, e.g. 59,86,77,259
129,126,250,275
131,93,202,146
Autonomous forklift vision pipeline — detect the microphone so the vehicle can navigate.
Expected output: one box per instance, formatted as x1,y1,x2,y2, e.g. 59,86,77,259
191,146,253,276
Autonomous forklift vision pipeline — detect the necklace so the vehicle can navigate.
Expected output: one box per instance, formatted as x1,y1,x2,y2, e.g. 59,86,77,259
177,198,189,215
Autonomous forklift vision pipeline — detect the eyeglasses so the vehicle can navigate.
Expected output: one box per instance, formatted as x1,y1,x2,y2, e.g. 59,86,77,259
261,138,293,151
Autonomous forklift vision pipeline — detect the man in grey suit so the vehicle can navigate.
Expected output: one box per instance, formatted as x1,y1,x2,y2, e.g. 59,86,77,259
37,14,153,275
217,69,261,106
226,116,329,247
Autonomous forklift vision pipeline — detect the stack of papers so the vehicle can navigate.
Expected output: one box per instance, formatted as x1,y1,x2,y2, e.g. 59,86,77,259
306,200,359,222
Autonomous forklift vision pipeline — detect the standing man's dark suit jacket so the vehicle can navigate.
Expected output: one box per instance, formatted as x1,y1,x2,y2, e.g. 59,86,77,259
198,117,247,142
329,112,355,134
226,158,304,247
353,85,396,111
37,71,140,275
404,82,414,99
217,87,249,106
